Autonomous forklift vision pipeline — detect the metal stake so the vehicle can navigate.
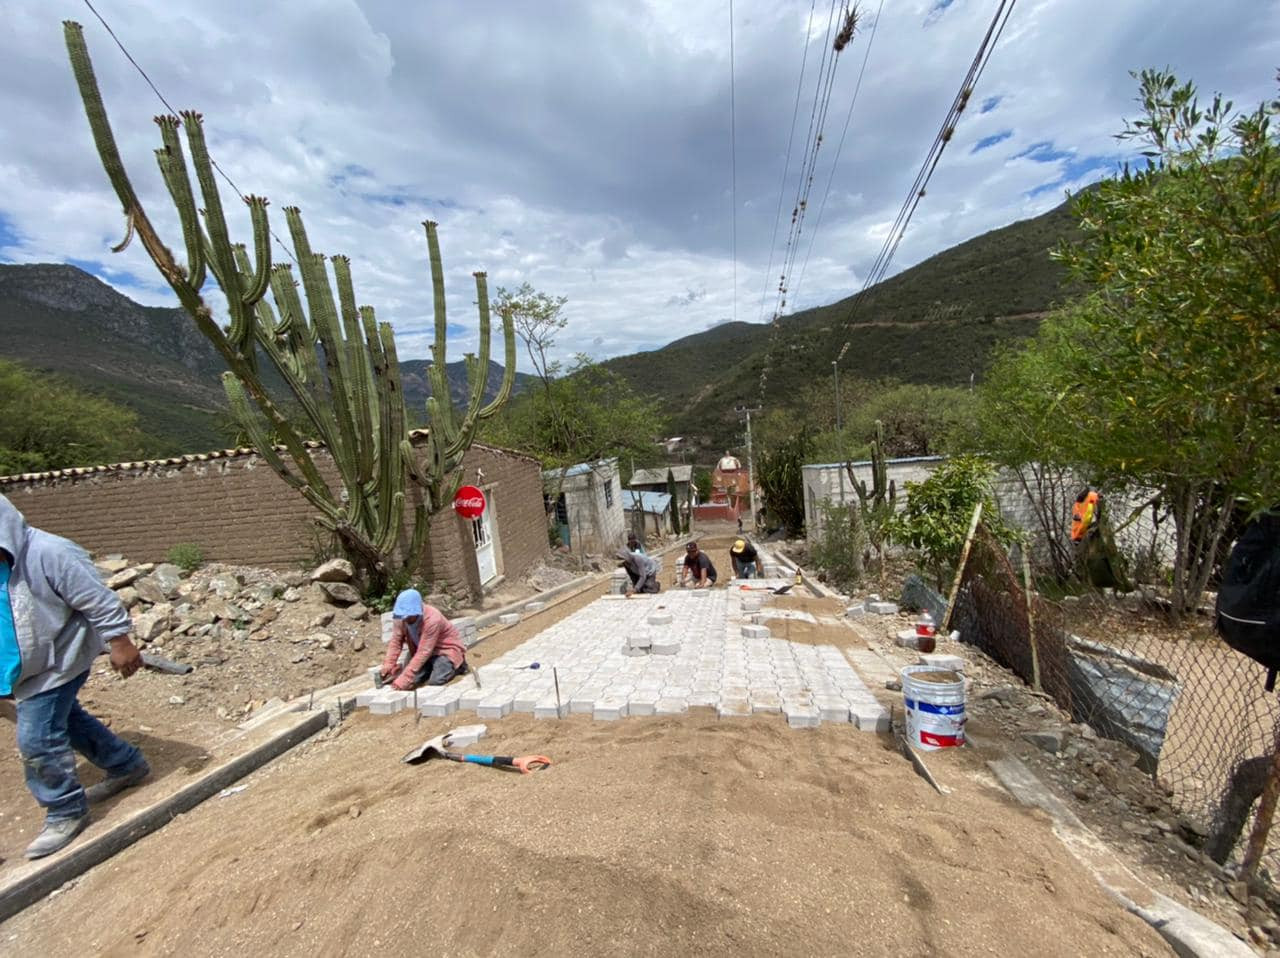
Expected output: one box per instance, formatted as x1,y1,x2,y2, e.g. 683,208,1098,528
553,667,563,718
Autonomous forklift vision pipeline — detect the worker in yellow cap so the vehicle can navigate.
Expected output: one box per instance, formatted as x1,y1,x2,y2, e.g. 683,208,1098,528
730,538,764,579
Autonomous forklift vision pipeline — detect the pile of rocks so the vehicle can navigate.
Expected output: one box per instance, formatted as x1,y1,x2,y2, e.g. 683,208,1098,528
99,556,374,656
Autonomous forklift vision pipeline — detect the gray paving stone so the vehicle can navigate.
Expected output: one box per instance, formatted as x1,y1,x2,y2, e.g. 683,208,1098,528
813,697,850,722
655,697,688,715
418,698,459,718
498,612,522,625
476,695,513,719
851,704,891,732
534,698,566,719
717,699,751,718
867,601,899,615
784,703,821,728
593,698,628,720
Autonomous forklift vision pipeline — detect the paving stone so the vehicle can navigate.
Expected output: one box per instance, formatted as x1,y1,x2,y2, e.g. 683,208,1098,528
525,601,547,613
717,699,751,718
867,601,899,615
569,694,598,715
445,723,487,747
845,603,866,617
629,691,660,716
919,653,965,671
418,697,459,718
512,690,542,713
458,689,485,711
650,640,680,655
626,633,653,650
655,697,688,715
476,695,513,719
533,698,567,719
593,698,628,721
784,703,821,728
498,613,521,625
851,704,891,732
369,692,409,716
750,696,782,715
688,691,719,710
622,646,648,657
647,612,674,625
813,697,850,722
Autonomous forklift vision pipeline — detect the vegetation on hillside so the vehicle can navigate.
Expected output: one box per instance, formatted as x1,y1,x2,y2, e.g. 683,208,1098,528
0,358,150,475
970,69,1280,614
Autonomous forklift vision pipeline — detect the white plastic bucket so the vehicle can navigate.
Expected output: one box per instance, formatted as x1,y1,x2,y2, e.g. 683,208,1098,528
901,665,966,750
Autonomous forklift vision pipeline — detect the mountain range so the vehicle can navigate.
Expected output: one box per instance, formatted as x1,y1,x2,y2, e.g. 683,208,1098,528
0,192,1081,461
0,263,535,455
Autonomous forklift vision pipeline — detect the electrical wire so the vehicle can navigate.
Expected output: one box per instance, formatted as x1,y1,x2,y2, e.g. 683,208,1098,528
81,0,298,266
792,0,885,306
729,0,738,325
836,0,1018,353
755,0,820,325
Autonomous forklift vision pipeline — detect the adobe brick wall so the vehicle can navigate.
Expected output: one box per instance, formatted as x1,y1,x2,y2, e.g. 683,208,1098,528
0,441,548,601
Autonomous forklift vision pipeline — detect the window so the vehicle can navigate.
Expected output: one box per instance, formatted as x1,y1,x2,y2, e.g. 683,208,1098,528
604,480,614,508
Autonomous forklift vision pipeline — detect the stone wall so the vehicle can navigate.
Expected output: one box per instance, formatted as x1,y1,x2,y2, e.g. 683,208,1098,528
0,440,547,600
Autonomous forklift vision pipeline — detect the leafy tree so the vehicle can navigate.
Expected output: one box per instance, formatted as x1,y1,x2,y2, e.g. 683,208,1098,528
757,427,812,536
485,355,665,471
975,69,1279,613
0,359,149,474
891,456,1018,588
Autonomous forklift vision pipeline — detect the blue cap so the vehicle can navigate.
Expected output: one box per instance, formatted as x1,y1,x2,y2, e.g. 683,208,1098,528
392,589,424,619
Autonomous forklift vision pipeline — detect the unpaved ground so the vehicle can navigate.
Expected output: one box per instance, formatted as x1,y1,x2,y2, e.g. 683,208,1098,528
0,571,607,862
854,604,1280,950
1,710,1169,957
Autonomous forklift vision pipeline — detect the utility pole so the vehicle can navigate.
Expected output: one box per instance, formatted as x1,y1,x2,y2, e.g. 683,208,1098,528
746,410,757,533
833,359,845,506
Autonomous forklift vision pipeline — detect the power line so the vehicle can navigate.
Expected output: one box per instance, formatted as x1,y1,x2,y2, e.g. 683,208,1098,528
792,0,885,306
729,0,738,326
836,0,1018,353
755,0,820,325
80,0,298,267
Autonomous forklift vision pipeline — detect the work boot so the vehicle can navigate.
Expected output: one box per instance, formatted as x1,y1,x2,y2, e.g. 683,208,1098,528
84,760,151,804
25,814,90,860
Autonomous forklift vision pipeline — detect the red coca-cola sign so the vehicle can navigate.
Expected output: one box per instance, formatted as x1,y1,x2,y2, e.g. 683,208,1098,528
453,485,486,519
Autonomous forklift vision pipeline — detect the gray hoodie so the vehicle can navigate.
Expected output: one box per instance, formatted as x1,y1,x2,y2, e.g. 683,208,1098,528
0,494,131,701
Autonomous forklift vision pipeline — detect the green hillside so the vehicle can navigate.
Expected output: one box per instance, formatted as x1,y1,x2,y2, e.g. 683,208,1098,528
0,263,532,459
601,195,1083,451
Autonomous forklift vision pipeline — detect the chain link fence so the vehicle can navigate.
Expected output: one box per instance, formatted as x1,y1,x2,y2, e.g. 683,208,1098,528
949,517,1280,879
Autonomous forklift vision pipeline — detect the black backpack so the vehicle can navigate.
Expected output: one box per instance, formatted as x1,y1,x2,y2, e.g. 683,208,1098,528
1217,512,1280,690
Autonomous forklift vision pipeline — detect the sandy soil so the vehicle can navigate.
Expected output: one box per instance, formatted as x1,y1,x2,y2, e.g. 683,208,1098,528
0,572,608,862
1,710,1170,957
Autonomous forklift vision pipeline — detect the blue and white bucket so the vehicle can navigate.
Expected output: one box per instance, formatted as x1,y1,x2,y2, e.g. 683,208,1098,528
901,665,966,750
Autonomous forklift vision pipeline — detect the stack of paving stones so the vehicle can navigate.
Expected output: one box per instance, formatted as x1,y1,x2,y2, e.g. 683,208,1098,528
356,588,889,732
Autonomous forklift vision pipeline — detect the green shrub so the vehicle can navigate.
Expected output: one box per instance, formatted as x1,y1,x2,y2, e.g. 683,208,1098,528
811,503,868,592
891,456,1019,587
166,542,204,574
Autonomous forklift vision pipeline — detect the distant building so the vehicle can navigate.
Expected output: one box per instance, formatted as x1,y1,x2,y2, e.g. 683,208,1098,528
624,489,674,538
629,465,696,505
542,458,625,554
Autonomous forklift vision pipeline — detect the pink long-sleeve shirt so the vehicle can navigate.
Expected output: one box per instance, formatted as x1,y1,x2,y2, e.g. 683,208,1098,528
381,606,465,682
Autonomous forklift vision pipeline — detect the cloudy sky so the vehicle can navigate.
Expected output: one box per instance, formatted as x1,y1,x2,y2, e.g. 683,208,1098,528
2,0,1276,371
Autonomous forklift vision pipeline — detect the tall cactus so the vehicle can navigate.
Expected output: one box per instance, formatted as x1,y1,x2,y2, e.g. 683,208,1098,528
63,21,515,584
849,419,896,511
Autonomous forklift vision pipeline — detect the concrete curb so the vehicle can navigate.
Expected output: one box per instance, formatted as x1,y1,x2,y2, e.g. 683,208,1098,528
0,707,330,924
472,572,607,631
766,549,839,599
988,754,1253,958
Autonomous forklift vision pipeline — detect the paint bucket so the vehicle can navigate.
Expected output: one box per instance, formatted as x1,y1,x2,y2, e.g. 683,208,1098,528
901,665,966,750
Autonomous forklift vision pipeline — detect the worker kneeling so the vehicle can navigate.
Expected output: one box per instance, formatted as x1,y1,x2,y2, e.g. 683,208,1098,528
616,549,661,595
730,538,764,579
380,590,468,691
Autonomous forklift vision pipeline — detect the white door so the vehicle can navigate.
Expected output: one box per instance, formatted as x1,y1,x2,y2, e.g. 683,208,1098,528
472,506,497,584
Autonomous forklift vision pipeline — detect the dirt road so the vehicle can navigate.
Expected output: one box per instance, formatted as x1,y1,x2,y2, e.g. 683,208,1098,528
1,710,1169,957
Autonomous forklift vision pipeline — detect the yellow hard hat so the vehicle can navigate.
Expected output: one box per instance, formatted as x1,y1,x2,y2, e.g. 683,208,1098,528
731,539,746,554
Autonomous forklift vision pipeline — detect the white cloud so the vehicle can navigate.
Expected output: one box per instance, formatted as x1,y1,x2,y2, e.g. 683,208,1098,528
1,0,1276,373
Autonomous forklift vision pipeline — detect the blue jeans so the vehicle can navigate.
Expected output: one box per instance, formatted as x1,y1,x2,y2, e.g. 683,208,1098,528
16,670,144,821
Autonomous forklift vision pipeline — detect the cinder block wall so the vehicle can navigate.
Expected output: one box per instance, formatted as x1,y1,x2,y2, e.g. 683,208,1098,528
0,441,548,599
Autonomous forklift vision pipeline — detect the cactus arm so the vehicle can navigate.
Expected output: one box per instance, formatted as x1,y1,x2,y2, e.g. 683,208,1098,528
152,115,207,291
240,194,272,304
332,256,376,484
179,110,252,349
477,285,517,419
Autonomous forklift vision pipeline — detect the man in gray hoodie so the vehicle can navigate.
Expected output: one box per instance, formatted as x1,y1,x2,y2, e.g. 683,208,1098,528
0,494,149,859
